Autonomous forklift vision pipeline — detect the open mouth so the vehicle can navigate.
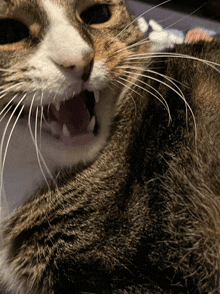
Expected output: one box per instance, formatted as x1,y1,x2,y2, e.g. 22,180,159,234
8,90,100,147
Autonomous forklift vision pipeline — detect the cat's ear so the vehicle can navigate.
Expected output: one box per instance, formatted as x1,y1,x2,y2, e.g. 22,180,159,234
137,17,148,34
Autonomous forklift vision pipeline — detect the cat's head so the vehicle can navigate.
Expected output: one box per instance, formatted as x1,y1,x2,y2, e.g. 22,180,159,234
0,0,148,168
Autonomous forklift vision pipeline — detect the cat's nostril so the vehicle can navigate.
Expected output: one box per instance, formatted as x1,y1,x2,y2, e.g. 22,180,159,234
55,50,94,81
68,65,76,71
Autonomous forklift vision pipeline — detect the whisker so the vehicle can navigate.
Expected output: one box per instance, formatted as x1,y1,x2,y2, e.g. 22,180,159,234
116,3,213,56
0,68,15,73
0,95,26,218
28,95,51,191
0,82,23,95
118,76,171,120
119,70,172,122
39,91,44,148
1,105,25,186
114,79,141,109
118,66,198,146
127,52,220,73
163,3,208,33
128,92,137,118
135,70,196,134
28,94,57,192
115,38,151,54
109,0,171,45
35,107,50,189
110,80,137,117
0,94,19,122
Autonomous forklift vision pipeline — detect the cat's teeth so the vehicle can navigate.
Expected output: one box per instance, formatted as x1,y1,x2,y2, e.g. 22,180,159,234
87,116,96,133
50,121,62,136
94,91,100,103
55,102,61,112
63,124,71,138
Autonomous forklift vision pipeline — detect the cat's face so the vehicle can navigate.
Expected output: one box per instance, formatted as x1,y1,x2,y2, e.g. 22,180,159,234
0,0,146,170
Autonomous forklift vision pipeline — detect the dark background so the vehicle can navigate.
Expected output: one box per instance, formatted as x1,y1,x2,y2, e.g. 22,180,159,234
137,0,220,21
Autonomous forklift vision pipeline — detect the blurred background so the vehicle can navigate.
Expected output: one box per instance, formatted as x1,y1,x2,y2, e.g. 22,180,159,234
137,0,220,20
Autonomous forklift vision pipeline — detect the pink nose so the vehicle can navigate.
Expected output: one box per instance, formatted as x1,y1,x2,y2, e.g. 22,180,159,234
59,50,95,82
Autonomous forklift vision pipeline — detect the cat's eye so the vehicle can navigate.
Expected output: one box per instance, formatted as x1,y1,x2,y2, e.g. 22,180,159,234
80,4,111,25
0,19,30,45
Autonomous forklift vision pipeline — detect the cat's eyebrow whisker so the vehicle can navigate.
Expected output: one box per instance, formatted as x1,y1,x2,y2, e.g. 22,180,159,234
0,95,26,212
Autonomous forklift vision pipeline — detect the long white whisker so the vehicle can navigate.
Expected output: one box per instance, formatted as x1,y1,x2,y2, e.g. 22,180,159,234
0,95,26,217
128,92,137,117
127,52,220,73
111,79,138,117
129,70,196,134
0,105,24,225
0,92,9,99
146,68,190,127
0,68,15,73
119,70,172,121
0,94,19,122
1,106,25,187
28,94,56,191
35,107,51,190
120,66,198,145
28,95,49,188
163,3,207,32
109,0,171,45
115,38,151,54
118,65,186,111
39,91,44,148
118,76,170,119
0,82,23,95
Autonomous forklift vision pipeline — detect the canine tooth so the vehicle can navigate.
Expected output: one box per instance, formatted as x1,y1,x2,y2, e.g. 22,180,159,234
50,121,62,135
87,116,96,133
55,102,61,112
63,124,71,137
94,91,100,103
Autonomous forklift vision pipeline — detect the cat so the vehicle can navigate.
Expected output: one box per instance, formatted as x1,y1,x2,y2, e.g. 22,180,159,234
0,0,220,293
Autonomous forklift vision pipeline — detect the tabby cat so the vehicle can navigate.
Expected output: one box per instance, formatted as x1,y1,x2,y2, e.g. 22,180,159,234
0,0,220,293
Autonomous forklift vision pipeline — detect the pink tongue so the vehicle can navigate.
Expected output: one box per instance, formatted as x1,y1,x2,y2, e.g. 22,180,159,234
52,95,91,136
